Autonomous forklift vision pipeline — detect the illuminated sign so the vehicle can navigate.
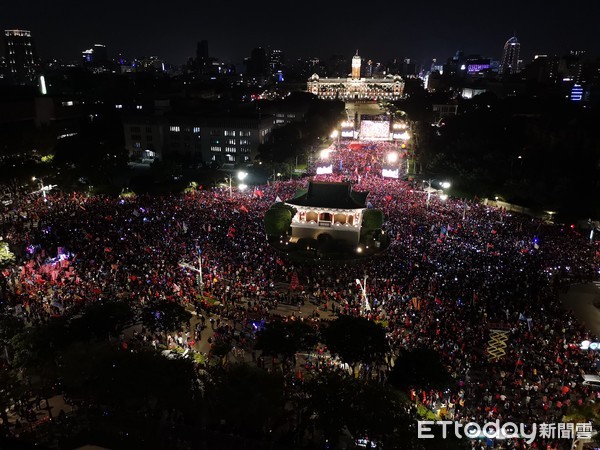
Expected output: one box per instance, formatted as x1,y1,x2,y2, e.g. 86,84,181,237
571,84,583,102
382,168,399,179
316,164,333,175
580,340,600,350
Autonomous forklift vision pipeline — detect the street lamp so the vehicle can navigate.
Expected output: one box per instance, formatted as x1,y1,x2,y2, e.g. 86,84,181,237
386,151,398,163
424,179,451,209
330,130,340,147
32,176,47,202
179,248,204,291
355,275,371,314
227,171,248,198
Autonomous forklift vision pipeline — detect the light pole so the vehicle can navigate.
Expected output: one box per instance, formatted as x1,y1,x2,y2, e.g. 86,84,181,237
179,248,204,292
32,176,46,202
424,179,451,209
355,275,371,314
227,171,248,198
330,130,339,148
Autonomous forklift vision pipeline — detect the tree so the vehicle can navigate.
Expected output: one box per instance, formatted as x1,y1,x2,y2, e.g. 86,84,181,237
11,317,70,371
206,363,285,438
255,320,317,364
59,342,199,415
0,242,15,268
0,367,24,430
210,335,232,363
141,300,191,338
303,370,411,448
389,348,453,391
0,314,24,362
361,209,384,232
68,300,134,342
264,207,293,237
322,315,388,375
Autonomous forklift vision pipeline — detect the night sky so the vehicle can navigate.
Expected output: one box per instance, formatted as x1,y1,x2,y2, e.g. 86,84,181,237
3,0,599,67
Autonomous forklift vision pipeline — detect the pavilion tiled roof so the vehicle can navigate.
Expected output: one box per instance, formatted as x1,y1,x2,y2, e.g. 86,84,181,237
286,181,367,209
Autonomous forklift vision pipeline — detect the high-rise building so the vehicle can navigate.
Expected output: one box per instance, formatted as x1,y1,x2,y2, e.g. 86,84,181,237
196,40,209,73
246,47,269,80
82,44,108,65
269,49,285,82
4,29,37,84
499,35,520,75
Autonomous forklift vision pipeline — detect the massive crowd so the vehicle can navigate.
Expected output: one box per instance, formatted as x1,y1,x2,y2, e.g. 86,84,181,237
1,139,599,449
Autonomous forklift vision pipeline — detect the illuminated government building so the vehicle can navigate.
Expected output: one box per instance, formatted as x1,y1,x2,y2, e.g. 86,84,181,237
307,51,404,101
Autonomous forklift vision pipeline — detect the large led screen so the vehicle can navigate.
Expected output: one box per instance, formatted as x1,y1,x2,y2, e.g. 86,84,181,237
359,120,390,140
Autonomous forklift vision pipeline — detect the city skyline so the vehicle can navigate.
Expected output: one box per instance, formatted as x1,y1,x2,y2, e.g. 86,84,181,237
2,0,599,66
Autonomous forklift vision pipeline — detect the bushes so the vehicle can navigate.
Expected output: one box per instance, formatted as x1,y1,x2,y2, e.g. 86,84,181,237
264,203,297,237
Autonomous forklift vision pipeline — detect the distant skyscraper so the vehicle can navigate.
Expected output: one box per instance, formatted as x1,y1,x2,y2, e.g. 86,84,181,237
246,47,269,79
269,49,285,82
352,50,361,79
4,29,37,84
500,35,520,75
82,44,107,65
196,40,209,73
93,44,108,63
197,40,209,61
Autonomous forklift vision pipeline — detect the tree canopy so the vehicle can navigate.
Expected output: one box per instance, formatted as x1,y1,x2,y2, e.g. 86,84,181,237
255,320,317,361
322,315,388,369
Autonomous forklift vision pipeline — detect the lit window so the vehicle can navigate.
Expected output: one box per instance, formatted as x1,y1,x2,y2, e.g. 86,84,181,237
211,146,221,152
115,104,123,109
227,139,236,145
193,127,201,133
170,126,180,132
225,147,236,153
224,130,236,137
136,105,143,110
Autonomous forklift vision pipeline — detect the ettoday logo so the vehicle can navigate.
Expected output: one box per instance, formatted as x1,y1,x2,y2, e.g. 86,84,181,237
417,420,594,444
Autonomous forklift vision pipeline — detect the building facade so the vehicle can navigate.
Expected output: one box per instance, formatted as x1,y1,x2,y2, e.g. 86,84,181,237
123,113,274,165
4,30,37,84
307,51,404,101
500,36,520,75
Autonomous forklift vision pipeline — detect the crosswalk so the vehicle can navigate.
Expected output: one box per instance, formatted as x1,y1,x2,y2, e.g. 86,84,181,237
487,329,509,362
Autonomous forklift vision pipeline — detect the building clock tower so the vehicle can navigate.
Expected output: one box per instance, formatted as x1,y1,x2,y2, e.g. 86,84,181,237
351,50,361,79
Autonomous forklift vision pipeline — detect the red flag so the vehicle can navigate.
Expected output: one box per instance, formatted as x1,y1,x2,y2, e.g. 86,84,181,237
239,205,249,213
290,272,300,291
